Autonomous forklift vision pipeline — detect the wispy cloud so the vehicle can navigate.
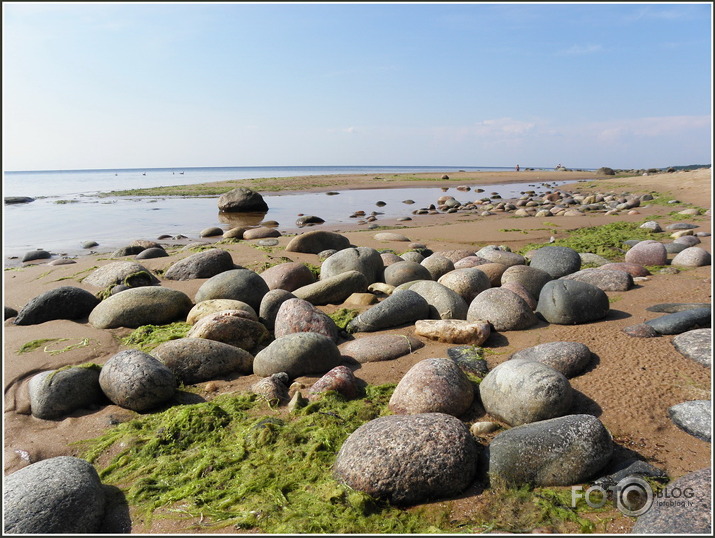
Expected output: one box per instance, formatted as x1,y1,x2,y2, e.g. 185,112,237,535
557,44,604,56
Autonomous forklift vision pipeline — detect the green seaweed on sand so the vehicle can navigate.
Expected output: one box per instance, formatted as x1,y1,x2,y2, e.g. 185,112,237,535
327,308,359,330
78,386,462,533
17,338,64,354
122,322,192,353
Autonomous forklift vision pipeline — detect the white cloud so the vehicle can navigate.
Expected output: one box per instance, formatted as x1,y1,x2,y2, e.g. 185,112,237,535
557,44,604,56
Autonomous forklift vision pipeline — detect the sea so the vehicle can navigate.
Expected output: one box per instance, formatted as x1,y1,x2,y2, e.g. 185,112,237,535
2,165,569,264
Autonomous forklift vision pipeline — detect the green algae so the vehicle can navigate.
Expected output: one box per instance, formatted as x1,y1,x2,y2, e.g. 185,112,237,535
327,308,359,330
17,338,64,354
18,338,93,355
121,322,192,353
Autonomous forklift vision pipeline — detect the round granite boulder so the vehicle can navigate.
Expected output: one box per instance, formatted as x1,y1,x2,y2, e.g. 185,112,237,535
346,289,430,333
187,310,269,351
217,187,268,212
194,268,269,312
383,261,432,287
253,332,342,378
500,265,553,300
528,246,582,278
13,286,100,325
260,262,316,291
536,280,609,325
320,246,384,285
152,337,254,383
467,287,538,331
438,267,492,303
510,341,592,378
88,286,194,329
421,254,455,280
274,298,339,342
398,280,468,320
624,240,667,266
333,413,479,505
163,248,235,280
671,247,712,267
28,366,104,419
285,230,351,254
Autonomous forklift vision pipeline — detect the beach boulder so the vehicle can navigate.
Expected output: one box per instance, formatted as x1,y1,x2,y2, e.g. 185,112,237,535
187,310,269,351
13,286,100,325
273,298,339,342
152,338,254,383
333,413,479,505
217,187,268,212
644,307,711,335
467,287,538,331
438,267,492,303
89,286,193,329
28,366,104,420
414,319,490,345
163,248,236,280
260,262,316,291
399,280,468,320
83,261,160,289
475,246,526,267
3,456,106,534
510,341,592,378
22,249,52,263
285,230,351,254
560,268,633,291
253,332,342,378
307,365,360,401
420,254,455,280
625,239,668,266
194,268,269,312
528,246,581,278
671,246,712,267
347,289,430,333
487,414,613,487
258,289,297,331
672,328,712,367
338,334,424,363
668,400,711,442
293,270,368,305
383,261,432,287
500,265,553,300
99,349,176,412
186,299,257,324
320,246,384,284
536,280,609,325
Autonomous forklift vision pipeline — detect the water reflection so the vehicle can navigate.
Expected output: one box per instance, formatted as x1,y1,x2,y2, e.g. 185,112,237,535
217,211,267,228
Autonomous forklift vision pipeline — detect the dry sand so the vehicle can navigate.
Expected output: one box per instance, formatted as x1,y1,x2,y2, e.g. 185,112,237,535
2,168,712,533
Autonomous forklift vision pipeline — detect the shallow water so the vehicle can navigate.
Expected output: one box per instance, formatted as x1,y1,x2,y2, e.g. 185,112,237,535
3,181,566,264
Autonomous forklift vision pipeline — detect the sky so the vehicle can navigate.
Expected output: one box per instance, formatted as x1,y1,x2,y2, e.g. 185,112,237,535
2,1,712,171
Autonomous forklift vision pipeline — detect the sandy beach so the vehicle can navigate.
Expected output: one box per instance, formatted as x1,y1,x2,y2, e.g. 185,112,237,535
3,167,712,534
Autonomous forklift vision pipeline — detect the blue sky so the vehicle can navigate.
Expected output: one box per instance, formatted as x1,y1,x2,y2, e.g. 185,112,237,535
2,2,712,170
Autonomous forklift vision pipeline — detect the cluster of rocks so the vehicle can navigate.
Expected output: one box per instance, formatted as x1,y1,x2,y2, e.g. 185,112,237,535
5,212,712,533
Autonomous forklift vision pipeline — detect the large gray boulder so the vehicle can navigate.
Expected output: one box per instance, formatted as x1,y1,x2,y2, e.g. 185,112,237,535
258,289,297,331
383,261,432,287
475,246,525,267
186,310,269,351
500,265,553,299
333,413,479,505
99,349,176,412
644,307,711,335
561,268,633,292
536,279,609,325
82,261,160,288
438,267,492,303
320,246,384,285
671,246,712,267
421,254,455,280
292,270,368,306
672,328,712,367
510,341,593,378
217,187,268,212
285,230,351,254
398,280,468,320
13,286,100,325
668,400,711,442
4,456,106,534
528,246,581,278
479,358,573,426
338,334,424,363
487,414,613,487
186,299,257,324
194,268,269,312
467,287,538,331
28,366,104,420
253,332,342,378
388,358,474,417
88,286,193,329
347,289,430,333
152,337,254,383
163,248,235,280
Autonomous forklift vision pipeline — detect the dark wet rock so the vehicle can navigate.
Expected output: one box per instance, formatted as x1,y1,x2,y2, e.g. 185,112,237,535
111,245,145,257
672,329,712,367
672,246,711,267
260,262,315,291
536,279,609,325
528,245,582,278
308,365,360,401
593,458,667,491
22,249,52,262
3,456,106,534
253,332,342,378
194,268,269,311
89,286,193,329
625,239,667,266
296,215,325,227
415,319,491,345
631,468,712,534
4,305,18,320
599,262,651,277
152,337,254,383
135,247,169,259
338,334,424,363
186,299,257,324
347,289,430,333
383,260,432,287
320,246,384,285
258,289,296,331
644,307,711,335
164,248,236,281
467,287,538,331
510,341,592,378
5,196,35,204
243,226,281,240
487,414,612,487
333,413,479,505
561,268,633,291
668,400,711,442
250,373,290,405
218,187,268,212
99,349,176,412
274,298,339,343
187,309,269,351
28,366,104,419
14,286,100,325
293,270,368,305
285,230,351,254
420,254,455,280
480,359,573,426
622,323,660,338
399,280,468,320
447,346,489,378
438,267,492,303
389,358,474,416
500,265,553,300
83,261,160,289
647,302,711,313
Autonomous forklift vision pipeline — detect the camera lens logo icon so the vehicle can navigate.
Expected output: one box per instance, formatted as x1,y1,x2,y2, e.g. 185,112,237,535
614,477,654,517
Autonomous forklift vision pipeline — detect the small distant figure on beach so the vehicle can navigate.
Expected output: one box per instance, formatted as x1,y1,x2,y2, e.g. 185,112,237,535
515,164,520,172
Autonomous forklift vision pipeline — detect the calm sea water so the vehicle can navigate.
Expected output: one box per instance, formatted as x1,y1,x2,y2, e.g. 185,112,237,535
2,165,565,264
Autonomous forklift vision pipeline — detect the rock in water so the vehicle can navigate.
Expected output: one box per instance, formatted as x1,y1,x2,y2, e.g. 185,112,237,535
217,187,268,212
487,414,613,487
4,456,106,533
333,413,479,505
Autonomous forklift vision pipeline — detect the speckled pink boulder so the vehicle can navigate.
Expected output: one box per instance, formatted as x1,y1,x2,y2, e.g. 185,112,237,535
260,262,315,292
671,247,711,267
273,298,339,342
599,262,651,278
308,365,360,401
624,240,667,266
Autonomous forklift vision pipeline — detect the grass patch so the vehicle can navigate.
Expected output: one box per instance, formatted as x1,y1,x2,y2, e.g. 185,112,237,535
518,221,662,260
121,322,192,353
327,308,359,330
